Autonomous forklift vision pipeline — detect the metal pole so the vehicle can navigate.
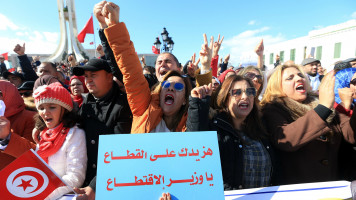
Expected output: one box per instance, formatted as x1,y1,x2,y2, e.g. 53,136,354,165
92,13,97,58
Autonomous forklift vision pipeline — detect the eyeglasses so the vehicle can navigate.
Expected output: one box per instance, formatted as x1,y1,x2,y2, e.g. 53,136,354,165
244,72,263,83
161,81,184,91
213,82,220,87
230,88,256,98
350,78,356,86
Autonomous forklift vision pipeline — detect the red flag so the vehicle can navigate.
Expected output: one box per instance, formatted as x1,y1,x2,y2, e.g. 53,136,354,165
1,52,8,60
8,68,16,72
152,46,160,54
77,16,94,43
0,150,67,200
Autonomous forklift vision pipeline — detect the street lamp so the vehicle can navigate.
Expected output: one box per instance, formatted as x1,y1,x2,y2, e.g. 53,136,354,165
153,37,161,50
154,27,174,53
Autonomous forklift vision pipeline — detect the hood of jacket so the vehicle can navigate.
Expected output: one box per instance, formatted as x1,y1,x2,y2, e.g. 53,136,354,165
0,80,25,118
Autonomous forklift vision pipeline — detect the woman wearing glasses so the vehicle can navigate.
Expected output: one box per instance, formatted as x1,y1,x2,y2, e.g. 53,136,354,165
186,75,275,190
103,18,192,133
237,66,264,98
260,64,356,185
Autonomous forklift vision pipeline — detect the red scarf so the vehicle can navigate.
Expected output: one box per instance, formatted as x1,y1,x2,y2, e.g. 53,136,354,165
72,94,84,107
37,123,70,163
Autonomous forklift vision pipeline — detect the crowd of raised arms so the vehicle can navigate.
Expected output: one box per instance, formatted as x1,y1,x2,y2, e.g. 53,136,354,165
0,1,356,200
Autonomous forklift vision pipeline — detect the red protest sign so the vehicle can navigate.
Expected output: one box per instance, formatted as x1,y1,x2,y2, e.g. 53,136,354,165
0,149,67,200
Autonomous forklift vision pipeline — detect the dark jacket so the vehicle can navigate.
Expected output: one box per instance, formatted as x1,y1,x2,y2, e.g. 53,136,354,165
186,96,276,190
262,96,356,185
17,55,39,81
0,62,7,76
98,29,123,83
79,81,132,187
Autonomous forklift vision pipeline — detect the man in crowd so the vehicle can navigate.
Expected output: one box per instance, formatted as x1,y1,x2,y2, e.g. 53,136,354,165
0,55,7,77
155,52,182,82
301,58,323,91
344,57,356,68
13,43,58,81
2,71,25,88
73,58,132,198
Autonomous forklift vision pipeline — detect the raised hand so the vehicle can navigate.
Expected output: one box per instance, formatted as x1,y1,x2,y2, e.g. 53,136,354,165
13,43,25,56
338,87,354,110
102,2,120,27
254,39,264,57
224,54,230,63
319,70,336,109
191,83,213,99
212,34,224,58
96,44,104,56
199,34,213,71
188,53,200,73
93,1,108,29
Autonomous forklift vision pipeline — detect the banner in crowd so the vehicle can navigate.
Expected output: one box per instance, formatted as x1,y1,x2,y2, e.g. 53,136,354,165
96,131,225,199
0,149,68,200
224,181,352,200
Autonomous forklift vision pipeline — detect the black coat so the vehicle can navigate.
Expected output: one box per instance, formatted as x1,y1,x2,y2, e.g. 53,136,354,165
79,82,132,187
0,63,7,76
186,96,277,190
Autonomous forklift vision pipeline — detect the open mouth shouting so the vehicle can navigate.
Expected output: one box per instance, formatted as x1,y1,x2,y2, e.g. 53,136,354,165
44,117,53,124
165,94,174,105
159,69,168,78
295,83,306,93
238,101,249,110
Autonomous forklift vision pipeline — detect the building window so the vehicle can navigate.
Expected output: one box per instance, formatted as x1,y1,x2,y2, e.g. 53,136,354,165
303,46,307,59
334,42,341,58
269,53,274,64
290,49,296,61
280,51,284,63
316,46,322,60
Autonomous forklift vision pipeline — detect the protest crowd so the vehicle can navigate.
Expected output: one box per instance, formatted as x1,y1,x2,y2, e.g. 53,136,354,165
1,1,356,200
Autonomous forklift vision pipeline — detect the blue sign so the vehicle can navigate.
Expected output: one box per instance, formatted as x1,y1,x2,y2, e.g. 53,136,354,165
96,131,224,199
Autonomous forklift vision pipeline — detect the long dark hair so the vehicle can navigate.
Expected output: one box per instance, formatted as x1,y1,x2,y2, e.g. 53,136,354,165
216,75,268,140
154,70,192,131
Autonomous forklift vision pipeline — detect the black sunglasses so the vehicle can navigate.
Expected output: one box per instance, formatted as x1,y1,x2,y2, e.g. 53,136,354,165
230,88,256,98
244,72,263,83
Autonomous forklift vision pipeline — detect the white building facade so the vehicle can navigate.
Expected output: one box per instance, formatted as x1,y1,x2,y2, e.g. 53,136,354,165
264,20,356,71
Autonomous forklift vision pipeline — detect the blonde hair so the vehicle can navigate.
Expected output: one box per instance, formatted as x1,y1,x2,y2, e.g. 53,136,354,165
260,64,311,106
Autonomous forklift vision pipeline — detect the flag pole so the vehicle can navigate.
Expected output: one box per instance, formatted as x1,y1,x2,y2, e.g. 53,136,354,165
92,13,97,58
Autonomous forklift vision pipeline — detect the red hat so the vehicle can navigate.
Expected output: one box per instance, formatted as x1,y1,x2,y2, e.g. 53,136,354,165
33,82,73,111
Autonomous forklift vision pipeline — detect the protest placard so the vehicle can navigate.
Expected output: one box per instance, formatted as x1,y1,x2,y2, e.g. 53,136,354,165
96,131,224,199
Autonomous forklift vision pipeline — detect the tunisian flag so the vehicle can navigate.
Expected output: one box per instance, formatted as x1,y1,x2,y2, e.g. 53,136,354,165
0,149,67,200
77,16,94,43
1,52,8,60
152,46,160,54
